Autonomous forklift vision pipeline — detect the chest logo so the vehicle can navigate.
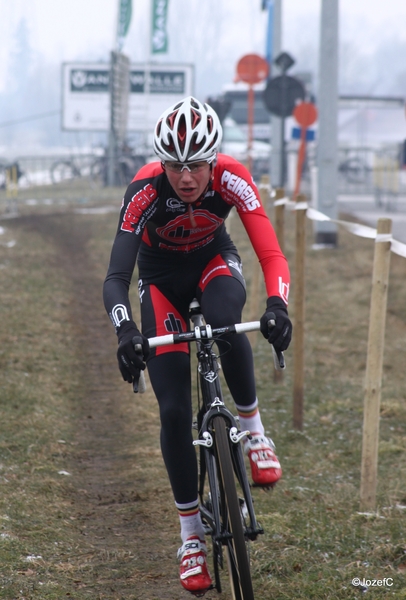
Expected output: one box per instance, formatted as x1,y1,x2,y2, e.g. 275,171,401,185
166,198,185,212
156,211,222,244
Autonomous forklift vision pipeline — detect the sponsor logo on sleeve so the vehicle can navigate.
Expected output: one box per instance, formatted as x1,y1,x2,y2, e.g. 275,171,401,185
220,170,261,211
138,279,145,303
279,277,290,304
110,304,130,327
121,183,158,233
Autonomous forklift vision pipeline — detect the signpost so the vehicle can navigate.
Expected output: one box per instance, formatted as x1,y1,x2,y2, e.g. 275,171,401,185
263,52,305,186
235,54,269,173
108,50,130,185
61,62,194,132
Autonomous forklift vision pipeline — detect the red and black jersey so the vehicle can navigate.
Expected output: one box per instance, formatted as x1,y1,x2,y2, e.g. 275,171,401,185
104,154,290,324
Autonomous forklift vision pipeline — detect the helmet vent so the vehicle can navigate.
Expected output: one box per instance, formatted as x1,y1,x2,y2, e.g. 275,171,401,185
191,109,201,129
153,96,223,162
177,114,187,151
166,110,179,130
156,119,162,137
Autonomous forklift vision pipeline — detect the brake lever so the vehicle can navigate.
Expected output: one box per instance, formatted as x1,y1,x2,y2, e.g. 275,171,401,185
132,340,146,393
267,314,286,371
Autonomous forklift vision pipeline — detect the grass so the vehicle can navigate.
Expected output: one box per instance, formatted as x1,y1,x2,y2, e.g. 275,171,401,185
0,191,405,598
0,219,84,598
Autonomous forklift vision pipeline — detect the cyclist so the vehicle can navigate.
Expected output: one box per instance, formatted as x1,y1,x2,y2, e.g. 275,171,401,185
103,96,292,595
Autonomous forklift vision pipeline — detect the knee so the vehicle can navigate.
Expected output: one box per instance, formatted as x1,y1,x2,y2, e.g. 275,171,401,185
201,277,245,328
204,294,243,328
159,399,191,436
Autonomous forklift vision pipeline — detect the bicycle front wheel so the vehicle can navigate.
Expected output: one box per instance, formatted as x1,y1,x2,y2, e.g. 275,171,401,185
90,157,107,188
213,415,254,600
51,160,80,184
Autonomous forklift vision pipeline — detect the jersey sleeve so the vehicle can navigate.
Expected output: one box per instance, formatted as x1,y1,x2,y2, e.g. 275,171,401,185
103,175,159,330
215,156,290,304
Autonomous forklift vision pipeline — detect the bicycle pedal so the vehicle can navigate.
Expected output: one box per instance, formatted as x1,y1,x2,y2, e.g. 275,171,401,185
190,586,213,598
251,482,276,491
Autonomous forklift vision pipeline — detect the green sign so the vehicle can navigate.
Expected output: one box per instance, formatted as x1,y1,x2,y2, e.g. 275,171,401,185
151,0,169,54
117,0,132,48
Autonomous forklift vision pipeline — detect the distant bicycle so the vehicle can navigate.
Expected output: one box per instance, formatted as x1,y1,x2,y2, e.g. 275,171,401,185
50,156,90,184
338,156,369,184
90,153,146,188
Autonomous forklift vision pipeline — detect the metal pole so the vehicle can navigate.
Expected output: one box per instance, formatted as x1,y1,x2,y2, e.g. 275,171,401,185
315,0,339,246
247,85,255,173
270,0,282,188
108,51,117,187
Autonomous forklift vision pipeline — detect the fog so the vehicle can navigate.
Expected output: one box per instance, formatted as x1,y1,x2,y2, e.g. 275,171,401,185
0,0,405,152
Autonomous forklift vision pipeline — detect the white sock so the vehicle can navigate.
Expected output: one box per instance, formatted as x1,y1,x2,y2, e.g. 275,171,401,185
235,399,265,437
176,500,206,544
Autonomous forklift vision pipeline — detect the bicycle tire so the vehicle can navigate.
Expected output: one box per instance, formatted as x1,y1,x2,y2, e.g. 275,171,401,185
90,157,106,188
213,415,255,600
51,160,80,184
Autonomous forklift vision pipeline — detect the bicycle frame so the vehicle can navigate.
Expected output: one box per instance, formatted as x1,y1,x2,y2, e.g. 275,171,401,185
189,306,263,543
143,299,284,598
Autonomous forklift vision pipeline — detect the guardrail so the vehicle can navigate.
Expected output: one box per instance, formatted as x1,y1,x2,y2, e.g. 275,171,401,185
0,151,147,190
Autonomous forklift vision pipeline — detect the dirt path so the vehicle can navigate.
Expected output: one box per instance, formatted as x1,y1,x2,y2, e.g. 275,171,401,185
24,211,225,600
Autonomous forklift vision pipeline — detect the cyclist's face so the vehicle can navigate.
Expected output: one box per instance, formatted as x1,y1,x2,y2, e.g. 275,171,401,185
164,162,211,203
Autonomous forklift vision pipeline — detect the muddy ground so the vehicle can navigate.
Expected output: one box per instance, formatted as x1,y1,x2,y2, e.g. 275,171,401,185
23,209,232,600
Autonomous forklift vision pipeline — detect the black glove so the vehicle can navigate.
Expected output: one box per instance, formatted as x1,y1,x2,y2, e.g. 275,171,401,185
260,296,292,352
117,320,150,384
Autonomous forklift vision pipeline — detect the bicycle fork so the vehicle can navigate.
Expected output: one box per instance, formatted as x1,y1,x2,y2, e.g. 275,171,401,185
196,401,264,542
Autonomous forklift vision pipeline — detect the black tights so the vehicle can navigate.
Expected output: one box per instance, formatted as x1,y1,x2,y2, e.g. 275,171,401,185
147,276,257,505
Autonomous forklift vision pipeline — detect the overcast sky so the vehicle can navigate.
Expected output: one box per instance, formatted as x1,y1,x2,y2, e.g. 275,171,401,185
1,0,406,97
0,0,406,152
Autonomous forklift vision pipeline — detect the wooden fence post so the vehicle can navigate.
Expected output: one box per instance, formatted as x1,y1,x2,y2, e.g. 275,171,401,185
273,187,286,253
259,173,271,208
360,218,392,511
293,194,307,430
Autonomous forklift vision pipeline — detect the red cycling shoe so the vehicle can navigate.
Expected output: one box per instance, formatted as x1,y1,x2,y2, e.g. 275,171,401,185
178,536,212,595
245,434,282,486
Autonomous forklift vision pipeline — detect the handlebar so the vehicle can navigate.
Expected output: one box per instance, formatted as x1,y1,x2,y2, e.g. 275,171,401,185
147,321,262,349
132,311,285,393
147,319,285,370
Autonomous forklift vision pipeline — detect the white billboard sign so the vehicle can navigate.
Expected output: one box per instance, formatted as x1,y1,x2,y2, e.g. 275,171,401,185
62,62,194,132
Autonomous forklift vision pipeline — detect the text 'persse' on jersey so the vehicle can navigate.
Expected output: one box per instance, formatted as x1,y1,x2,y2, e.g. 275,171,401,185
220,170,261,212
121,183,158,232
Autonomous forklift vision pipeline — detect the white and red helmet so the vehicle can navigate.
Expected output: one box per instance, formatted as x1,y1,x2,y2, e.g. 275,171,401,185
153,96,223,163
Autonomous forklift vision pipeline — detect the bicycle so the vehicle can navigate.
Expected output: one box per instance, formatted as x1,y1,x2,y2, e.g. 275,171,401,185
136,299,284,599
338,155,369,185
90,152,145,188
50,155,92,184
